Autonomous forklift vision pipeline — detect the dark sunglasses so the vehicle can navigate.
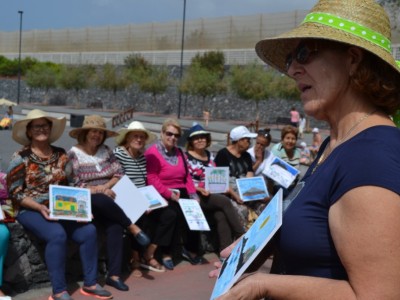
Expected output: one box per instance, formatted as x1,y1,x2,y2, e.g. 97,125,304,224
285,43,318,71
165,131,181,138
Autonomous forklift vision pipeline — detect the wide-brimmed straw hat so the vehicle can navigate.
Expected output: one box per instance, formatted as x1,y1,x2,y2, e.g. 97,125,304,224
12,109,66,145
69,115,117,139
115,121,157,145
255,0,400,76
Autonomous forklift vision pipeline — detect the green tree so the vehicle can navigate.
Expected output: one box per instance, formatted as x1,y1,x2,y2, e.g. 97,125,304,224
191,51,225,78
181,61,227,113
270,73,300,100
229,63,273,122
58,65,95,107
25,63,60,103
138,65,169,113
96,63,131,108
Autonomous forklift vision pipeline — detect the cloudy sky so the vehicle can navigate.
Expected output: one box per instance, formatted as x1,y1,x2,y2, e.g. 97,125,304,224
0,0,316,32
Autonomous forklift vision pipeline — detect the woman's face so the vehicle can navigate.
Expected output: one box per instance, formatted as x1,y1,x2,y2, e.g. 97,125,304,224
86,129,105,148
287,40,352,121
254,135,270,153
126,130,147,152
161,125,180,150
28,118,52,144
191,134,208,151
281,132,297,152
236,137,251,153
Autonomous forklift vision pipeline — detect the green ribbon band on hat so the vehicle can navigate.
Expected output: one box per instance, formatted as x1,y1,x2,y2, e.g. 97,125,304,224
302,12,391,53
397,61,400,68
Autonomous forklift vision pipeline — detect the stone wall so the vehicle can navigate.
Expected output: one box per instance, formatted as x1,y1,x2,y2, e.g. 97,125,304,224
0,78,327,129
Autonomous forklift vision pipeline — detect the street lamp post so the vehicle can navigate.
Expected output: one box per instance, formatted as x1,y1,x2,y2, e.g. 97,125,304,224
17,10,23,105
177,0,186,119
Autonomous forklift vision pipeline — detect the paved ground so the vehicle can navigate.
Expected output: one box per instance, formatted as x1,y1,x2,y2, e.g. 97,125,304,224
1,104,320,299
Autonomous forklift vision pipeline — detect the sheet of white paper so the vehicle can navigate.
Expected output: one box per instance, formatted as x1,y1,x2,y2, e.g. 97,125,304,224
262,154,299,188
112,175,150,224
179,198,210,231
138,185,168,210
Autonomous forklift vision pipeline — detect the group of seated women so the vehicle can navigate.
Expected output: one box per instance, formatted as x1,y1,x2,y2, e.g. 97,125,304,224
2,108,302,300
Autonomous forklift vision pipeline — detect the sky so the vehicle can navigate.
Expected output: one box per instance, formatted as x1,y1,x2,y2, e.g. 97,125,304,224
0,0,316,32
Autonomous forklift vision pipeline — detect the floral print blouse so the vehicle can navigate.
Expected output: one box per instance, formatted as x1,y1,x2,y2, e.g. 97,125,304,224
68,144,124,187
6,145,72,214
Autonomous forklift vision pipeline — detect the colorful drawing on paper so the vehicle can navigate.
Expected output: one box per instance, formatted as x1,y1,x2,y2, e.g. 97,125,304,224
236,177,269,201
50,185,91,221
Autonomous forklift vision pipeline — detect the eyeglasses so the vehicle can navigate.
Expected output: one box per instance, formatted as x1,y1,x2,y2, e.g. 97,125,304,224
192,134,208,140
130,134,147,140
164,131,181,139
285,42,318,71
30,124,51,132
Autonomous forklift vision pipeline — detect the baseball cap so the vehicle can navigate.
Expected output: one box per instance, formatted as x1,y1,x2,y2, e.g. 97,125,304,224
230,126,257,142
312,128,319,133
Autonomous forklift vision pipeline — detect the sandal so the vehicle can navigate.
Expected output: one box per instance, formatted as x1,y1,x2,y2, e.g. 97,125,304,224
140,257,166,273
130,260,143,278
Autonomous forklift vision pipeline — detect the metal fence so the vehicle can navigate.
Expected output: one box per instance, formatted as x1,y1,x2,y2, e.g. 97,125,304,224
0,11,307,53
1,10,399,65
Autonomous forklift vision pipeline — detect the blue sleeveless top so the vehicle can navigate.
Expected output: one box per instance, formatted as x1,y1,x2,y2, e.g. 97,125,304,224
275,126,400,279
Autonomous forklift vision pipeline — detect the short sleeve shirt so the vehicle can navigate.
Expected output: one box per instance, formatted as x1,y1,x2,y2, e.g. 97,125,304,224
276,126,400,279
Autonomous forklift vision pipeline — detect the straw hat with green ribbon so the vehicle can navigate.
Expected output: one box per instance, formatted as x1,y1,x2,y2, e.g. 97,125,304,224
255,0,400,76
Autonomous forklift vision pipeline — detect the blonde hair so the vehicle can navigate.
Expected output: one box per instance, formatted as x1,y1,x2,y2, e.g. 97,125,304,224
161,118,182,135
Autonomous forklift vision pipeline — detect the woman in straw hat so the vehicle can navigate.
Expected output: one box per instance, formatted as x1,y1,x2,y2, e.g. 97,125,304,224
113,121,167,274
212,0,400,299
68,115,150,292
6,109,112,300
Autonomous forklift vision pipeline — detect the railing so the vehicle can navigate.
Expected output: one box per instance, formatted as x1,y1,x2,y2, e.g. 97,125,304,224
112,108,134,128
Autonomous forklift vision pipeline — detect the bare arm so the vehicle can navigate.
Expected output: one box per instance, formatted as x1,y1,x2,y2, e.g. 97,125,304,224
218,186,400,299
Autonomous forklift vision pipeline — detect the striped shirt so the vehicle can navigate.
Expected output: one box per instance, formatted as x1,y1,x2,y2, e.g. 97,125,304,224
113,146,147,188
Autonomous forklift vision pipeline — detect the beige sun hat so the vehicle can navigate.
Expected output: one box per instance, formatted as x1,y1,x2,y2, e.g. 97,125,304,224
115,121,157,146
255,0,400,76
69,115,117,139
12,109,66,145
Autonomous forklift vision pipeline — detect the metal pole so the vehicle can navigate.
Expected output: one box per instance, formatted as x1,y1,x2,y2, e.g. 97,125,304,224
177,0,186,119
17,11,23,105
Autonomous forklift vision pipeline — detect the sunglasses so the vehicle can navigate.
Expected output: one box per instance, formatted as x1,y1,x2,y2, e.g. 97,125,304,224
30,123,51,132
285,43,318,71
164,131,181,138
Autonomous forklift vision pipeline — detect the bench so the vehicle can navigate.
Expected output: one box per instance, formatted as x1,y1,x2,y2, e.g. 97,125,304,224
275,117,292,129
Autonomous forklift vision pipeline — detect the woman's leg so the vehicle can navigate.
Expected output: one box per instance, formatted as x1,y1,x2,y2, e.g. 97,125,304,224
63,221,98,288
91,194,145,238
201,194,245,238
0,224,10,286
148,206,177,253
212,210,232,251
17,211,68,295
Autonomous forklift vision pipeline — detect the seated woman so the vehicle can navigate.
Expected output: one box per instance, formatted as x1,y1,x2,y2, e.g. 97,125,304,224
114,121,167,274
145,118,203,270
68,115,150,292
7,109,112,300
214,126,268,229
271,125,301,197
185,124,245,256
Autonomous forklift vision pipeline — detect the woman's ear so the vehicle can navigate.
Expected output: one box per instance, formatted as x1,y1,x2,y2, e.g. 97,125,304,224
347,46,364,76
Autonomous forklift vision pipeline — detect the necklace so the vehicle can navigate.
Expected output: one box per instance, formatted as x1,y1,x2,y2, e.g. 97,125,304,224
311,110,376,174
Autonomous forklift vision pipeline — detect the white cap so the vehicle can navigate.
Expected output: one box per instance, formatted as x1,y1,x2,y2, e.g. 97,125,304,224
312,127,319,133
300,141,307,148
230,126,257,142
